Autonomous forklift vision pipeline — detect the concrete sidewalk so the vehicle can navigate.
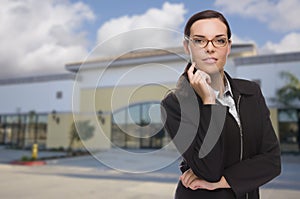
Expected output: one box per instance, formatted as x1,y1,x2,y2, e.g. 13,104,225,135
0,146,299,199
0,145,67,163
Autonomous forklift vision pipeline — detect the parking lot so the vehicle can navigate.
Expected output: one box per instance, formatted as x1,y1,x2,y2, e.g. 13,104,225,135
0,148,300,199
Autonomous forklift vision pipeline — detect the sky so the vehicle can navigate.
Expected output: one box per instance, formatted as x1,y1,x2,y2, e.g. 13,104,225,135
1,0,300,78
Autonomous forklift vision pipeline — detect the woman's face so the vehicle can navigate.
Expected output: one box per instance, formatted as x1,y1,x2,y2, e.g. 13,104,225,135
184,18,231,75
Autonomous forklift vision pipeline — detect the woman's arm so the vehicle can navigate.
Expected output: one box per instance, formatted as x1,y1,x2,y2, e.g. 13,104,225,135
180,168,230,190
161,90,227,182
222,84,281,197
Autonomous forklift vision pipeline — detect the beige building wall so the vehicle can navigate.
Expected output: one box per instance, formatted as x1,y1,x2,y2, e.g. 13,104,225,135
46,87,280,151
270,108,279,139
71,113,112,151
78,83,174,150
46,113,77,149
47,112,102,151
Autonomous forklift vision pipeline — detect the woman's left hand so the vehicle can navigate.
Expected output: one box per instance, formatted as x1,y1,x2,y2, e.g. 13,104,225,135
180,169,199,188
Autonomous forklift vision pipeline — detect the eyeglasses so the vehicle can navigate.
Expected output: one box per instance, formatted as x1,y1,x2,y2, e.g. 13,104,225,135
184,36,228,48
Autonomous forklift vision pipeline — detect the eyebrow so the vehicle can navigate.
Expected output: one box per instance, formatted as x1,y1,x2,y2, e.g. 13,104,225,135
192,34,226,38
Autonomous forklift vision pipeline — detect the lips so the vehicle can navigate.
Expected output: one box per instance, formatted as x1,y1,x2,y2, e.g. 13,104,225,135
203,57,217,64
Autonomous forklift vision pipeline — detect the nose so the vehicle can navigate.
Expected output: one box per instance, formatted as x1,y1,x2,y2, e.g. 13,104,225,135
205,41,215,53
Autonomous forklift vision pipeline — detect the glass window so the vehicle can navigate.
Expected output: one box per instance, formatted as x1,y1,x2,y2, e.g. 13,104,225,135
0,113,48,149
111,101,167,149
112,109,126,124
278,109,299,152
36,114,48,149
56,91,63,99
141,103,151,126
148,103,162,124
128,105,140,125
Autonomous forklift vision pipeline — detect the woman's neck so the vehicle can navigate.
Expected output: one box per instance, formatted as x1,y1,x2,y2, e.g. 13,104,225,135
210,72,225,94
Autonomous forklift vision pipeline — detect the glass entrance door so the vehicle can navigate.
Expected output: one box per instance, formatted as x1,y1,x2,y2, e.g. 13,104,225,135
112,102,166,149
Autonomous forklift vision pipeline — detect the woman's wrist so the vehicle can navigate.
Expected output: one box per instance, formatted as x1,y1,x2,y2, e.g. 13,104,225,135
217,176,230,189
202,99,216,104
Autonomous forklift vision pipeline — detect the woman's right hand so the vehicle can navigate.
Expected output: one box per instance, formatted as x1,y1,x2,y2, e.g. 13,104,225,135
187,63,216,104
180,169,230,190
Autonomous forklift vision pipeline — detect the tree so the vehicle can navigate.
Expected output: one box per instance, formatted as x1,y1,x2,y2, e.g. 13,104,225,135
276,71,300,106
68,120,95,155
275,71,300,150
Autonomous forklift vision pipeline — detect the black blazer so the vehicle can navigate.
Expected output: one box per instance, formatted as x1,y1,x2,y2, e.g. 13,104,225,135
161,71,281,199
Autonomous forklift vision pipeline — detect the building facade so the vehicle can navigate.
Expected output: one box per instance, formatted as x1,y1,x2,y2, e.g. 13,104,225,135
1,45,299,152
234,52,300,152
64,45,257,151
0,74,76,149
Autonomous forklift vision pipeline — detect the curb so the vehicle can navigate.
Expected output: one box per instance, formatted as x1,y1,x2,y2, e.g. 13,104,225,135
10,160,46,166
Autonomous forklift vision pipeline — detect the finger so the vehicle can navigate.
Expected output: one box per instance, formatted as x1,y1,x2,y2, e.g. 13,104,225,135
197,70,211,84
190,185,199,190
179,171,188,186
189,180,202,190
184,170,198,187
202,72,211,84
190,70,199,83
194,71,207,85
181,169,193,187
187,62,196,81
181,172,191,187
186,175,198,187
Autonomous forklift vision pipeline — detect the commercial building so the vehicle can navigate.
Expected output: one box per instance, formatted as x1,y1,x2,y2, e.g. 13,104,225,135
0,74,76,149
234,52,300,152
0,44,299,152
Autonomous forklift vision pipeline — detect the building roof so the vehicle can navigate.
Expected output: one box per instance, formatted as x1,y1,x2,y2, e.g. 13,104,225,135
66,44,256,72
234,51,300,66
0,73,76,85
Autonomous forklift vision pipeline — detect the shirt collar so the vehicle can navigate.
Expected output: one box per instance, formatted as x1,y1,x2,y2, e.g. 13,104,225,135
224,75,233,97
214,75,233,99
213,75,233,99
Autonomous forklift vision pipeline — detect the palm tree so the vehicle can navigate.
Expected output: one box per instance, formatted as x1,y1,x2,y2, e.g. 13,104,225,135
68,120,95,155
276,71,300,106
276,71,300,150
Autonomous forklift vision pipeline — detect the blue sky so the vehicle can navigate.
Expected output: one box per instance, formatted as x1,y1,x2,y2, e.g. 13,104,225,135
71,0,287,50
72,0,215,45
1,0,300,78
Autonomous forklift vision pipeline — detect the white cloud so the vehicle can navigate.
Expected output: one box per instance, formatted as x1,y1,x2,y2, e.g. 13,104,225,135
260,32,300,54
93,2,187,57
231,34,256,44
0,0,95,78
214,0,300,32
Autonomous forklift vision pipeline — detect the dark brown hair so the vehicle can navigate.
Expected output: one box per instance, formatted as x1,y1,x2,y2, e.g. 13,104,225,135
184,10,231,39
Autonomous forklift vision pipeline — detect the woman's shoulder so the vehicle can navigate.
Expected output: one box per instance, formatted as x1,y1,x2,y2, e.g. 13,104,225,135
162,73,194,103
233,78,260,88
231,78,261,95
161,90,179,106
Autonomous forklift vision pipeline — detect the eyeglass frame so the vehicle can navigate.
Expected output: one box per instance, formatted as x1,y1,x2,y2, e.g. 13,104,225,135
184,35,229,48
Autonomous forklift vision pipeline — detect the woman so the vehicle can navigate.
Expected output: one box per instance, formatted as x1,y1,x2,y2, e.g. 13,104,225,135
161,10,281,198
